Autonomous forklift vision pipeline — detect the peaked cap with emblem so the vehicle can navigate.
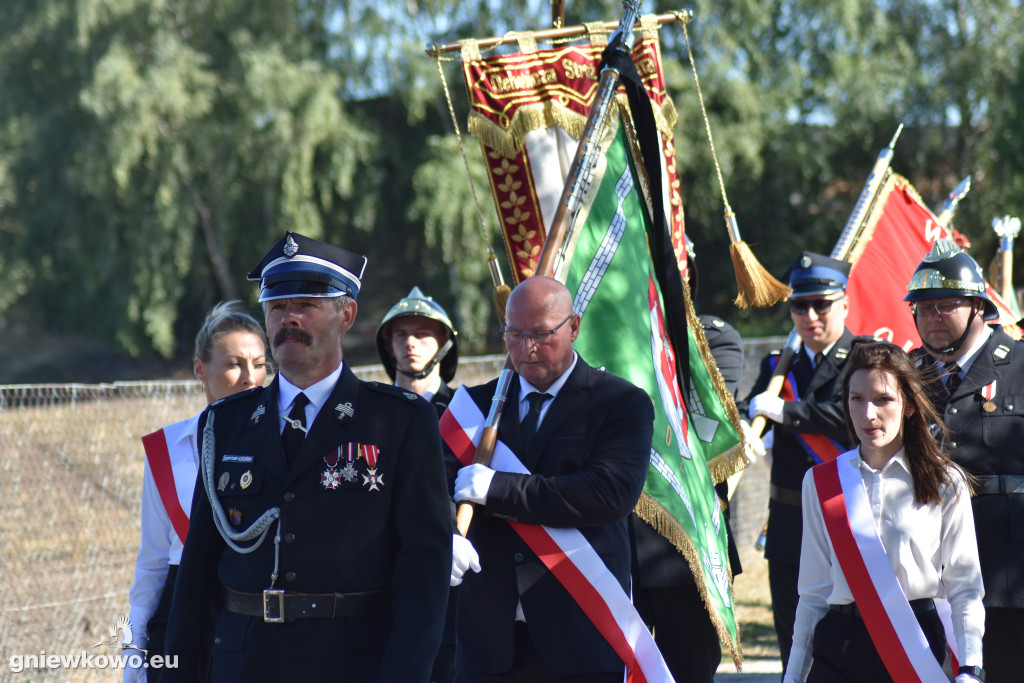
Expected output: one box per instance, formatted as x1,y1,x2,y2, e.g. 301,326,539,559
248,231,368,302
903,238,998,320
375,286,459,383
785,251,850,298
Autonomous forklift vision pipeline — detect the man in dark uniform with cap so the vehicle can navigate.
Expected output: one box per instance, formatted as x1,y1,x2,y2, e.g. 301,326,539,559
905,238,1023,683
738,251,858,675
376,287,463,683
162,232,452,683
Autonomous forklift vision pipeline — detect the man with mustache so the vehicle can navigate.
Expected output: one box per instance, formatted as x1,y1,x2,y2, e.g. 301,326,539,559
162,232,452,683
738,252,858,676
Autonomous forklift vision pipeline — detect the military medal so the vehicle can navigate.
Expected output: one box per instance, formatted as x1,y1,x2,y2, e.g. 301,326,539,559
320,446,344,490
240,470,253,489
361,444,384,492
982,380,997,413
228,507,243,527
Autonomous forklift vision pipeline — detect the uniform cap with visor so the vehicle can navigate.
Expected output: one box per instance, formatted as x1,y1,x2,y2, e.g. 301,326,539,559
785,251,850,298
248,232,367,303
376,287,459,383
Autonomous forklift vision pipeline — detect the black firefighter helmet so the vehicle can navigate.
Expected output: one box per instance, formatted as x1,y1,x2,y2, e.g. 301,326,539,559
376,287,459,383
904,238,998,320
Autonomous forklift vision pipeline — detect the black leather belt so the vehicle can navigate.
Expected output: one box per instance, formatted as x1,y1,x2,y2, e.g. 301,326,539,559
973,474,1024,495
770,483,802,507
830,598,935,618
224,587,393,623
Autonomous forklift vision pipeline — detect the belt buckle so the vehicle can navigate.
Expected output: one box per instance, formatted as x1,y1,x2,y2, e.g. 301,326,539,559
263,589,285,623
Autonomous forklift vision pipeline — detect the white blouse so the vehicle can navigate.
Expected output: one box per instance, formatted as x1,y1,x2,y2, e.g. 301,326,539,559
785,448,985,682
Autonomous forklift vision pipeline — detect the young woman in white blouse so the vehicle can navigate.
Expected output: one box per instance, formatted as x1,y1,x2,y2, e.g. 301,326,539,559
786,341,985,683
124,301,268,682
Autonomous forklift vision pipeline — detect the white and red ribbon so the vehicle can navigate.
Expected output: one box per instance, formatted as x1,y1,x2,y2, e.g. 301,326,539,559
813,453,946,682
441,386,674,683
360,443,379,467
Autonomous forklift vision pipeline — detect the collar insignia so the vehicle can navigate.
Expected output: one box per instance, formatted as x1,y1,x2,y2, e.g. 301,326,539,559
250,404,266,424
335,402,354,420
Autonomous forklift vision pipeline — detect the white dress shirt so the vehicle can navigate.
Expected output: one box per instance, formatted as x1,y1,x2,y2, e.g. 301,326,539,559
277,361,344,432
785,448,985,682
124,412,201,682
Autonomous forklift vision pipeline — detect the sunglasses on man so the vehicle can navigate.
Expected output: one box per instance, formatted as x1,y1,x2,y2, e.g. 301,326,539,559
790,297,842,316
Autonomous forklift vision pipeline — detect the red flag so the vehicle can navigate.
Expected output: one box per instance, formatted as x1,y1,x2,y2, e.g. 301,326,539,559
845,174,1019,349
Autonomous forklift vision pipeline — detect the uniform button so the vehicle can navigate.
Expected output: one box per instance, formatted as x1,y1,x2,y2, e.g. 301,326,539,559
793,419,801,428
514,553,524,563
950,407,958,414
283,491,296,503
951,441,958,448
1008,404,1014,410
285,571,297,582
284,533,296,544
214,636,222,645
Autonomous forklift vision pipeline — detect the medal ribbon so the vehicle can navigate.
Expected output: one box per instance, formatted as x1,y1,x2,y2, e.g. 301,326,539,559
813,453,947,683
982,380,996,401
769,356,844,464
361,444,379,467
441,387,673,683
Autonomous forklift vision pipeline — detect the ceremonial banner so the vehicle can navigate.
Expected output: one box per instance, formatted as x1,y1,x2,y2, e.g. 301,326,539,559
556,118,741,664
460,16,686,283
845,174,1019,348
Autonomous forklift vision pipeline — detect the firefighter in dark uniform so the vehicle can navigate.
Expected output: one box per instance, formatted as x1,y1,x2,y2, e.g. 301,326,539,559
376,287,461,683
738,252,858,676
905,238,1023,683
161,232,452,683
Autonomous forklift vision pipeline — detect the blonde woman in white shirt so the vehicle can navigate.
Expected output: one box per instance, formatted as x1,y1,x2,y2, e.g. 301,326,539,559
124,301,267,682
786,341,985,683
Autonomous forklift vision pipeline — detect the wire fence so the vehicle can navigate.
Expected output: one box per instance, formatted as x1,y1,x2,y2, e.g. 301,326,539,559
0,346,778,682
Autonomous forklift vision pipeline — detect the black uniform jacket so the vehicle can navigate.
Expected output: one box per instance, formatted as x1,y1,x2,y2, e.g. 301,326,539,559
915,325,1024,608
738,328,855,565
162,364,452,683
445,357,653,675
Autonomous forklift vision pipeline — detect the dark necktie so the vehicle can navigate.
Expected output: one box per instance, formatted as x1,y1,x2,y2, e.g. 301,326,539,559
945,363,963,396
814,351,825,368
520,392,552,455
281,393,310,466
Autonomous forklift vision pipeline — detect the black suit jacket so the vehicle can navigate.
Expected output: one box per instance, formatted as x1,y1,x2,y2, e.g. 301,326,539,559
446,357,653,675
162,364,452,683
914,325,1024,608
738,328,855,565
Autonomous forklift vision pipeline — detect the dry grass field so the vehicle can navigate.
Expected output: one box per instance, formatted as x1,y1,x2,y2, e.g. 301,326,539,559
0,355,779,681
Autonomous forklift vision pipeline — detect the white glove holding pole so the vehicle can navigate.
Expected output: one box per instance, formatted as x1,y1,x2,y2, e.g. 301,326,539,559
454,463,496,505
450,534,481,586
748,392,785,424
739,419,766,463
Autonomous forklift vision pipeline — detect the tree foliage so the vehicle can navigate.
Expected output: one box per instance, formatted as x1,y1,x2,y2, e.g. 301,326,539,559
0,0,1023,374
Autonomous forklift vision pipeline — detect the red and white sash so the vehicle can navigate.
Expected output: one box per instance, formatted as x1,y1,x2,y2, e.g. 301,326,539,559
813,452,946,682
141,419,198,545
440,386,674,683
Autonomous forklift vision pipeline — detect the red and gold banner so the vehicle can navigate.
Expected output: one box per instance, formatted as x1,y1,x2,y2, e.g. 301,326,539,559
460,19,685,283
845,174,1019,348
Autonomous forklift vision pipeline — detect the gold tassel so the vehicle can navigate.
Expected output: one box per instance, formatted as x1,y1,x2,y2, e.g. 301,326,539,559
730,239,792,308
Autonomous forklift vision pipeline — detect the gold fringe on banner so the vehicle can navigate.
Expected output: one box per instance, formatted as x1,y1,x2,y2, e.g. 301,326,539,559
635,491,743,668
467,97,677,160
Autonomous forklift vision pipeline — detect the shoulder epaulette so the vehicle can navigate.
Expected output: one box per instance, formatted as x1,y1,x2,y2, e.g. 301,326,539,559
363,380,427,404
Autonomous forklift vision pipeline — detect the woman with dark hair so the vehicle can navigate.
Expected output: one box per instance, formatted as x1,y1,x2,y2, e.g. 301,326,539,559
785,342,985,683
124,301,268,681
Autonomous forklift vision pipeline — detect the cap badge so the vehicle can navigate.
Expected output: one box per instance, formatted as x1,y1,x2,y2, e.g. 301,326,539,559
335,402,354,420
800,255,813,268
283,234,299,257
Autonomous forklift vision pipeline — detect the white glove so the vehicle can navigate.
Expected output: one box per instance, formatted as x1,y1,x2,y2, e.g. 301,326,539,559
451,534,481,586
762,428,774,466
955,674,983,683
454,463,496,505
738,420,766,464
749,392,785,423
